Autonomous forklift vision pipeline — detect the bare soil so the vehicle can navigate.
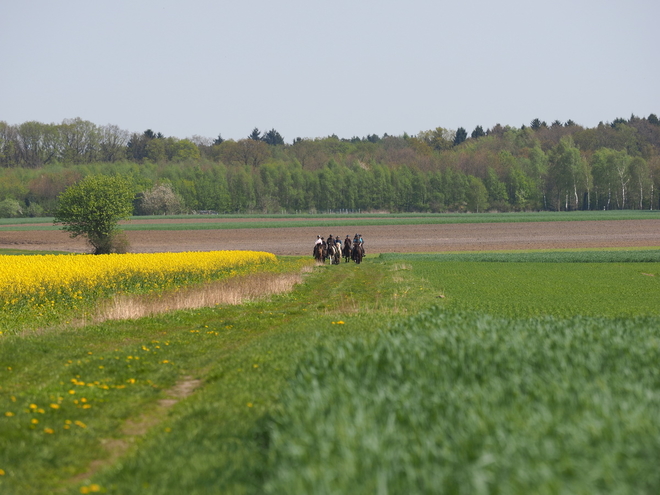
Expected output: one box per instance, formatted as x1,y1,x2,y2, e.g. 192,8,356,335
1,219,659,255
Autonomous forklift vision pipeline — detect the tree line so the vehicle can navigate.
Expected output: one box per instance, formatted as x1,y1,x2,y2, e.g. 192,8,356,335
0,114,659,216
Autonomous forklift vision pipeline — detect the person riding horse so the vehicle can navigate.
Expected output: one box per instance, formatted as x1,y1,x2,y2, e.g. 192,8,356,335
351,233,364,263
327,235,340,264
342,235,352,262
313,235,324,260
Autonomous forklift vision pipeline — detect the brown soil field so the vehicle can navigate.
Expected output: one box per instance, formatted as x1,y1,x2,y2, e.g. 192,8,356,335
1,219,660,255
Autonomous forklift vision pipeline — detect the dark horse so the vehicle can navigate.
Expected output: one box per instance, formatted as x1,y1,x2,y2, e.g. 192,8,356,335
342,239,352,263
313,242,324,263
352,242,364,264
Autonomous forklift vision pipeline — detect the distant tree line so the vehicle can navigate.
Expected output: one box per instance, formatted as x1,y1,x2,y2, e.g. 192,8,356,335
0,114,659,216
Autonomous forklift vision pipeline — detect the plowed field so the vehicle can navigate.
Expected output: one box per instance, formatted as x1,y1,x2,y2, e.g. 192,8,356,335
1,219,660,254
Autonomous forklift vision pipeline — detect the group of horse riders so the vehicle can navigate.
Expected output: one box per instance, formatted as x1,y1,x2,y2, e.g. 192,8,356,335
313,233,365,264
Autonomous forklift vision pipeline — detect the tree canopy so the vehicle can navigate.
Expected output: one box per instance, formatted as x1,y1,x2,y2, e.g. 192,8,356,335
54,175,135,254
1,114,660,216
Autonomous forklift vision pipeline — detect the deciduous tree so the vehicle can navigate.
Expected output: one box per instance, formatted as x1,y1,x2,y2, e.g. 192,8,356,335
54,175,135,254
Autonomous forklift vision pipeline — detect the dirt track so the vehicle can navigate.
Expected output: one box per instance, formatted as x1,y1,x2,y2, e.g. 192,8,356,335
1,219,660,255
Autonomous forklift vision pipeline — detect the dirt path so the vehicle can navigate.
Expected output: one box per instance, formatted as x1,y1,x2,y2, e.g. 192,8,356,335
1,219,659,254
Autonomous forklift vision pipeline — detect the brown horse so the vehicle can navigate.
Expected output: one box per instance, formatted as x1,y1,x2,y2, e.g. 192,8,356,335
313,243,324,262
352,243,363,264
342,240,352,263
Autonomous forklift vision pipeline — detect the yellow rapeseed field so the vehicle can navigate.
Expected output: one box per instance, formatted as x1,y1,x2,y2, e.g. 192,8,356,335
0,251,276,331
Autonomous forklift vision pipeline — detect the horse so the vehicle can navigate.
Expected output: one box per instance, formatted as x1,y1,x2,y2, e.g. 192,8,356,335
313,242,324,263
327,243,340,265
342,240,352,263
332,244,341,265
352,243,363,264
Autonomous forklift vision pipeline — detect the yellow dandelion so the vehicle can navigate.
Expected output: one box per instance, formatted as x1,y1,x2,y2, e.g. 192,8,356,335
50,403,60,409
44,428,55,434
4,412,14,417
0,468,5,475
31,418,39,424
247,402,253,408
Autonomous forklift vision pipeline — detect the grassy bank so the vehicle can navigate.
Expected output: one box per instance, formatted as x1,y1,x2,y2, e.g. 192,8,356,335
0,257,432,494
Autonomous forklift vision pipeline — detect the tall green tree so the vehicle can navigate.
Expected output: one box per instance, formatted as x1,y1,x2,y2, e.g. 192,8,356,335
262,129,284,146
454,127,468,146
548,137,589,210
471,125,485,139
54,175,135,254
466,175,489,212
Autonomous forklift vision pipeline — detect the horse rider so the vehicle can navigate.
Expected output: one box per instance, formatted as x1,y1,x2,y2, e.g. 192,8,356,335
313,235,323,256
345,235,352,248
359,234,365,255
327,234,335,249
335,235,342,249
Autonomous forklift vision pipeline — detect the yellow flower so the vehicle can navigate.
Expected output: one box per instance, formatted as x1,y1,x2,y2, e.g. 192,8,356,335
49,404,60,409
0,468,5,475
44,428,54,434
4,412,14,417
31,418,39,424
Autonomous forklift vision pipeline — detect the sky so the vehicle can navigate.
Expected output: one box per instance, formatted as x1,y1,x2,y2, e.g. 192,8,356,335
2,0,658,143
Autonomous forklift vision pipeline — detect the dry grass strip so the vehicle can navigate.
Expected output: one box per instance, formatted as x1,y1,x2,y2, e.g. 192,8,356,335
95,270,305,323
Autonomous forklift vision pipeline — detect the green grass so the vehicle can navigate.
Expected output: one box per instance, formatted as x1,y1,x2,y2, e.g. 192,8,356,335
2,249,660,493
0,248,69,255
378,251,660,318
0,257,431,494
2,210,659,231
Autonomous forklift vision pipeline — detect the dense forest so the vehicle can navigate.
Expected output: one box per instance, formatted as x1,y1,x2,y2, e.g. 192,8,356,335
1,114,659,217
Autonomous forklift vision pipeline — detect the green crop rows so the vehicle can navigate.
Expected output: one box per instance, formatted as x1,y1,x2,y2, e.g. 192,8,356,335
267,309,660,494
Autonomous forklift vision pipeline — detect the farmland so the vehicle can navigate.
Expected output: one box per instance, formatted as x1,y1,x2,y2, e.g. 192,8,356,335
1,214,660,493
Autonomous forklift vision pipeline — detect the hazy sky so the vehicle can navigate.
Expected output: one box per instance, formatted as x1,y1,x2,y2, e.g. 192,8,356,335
2,0,658,143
